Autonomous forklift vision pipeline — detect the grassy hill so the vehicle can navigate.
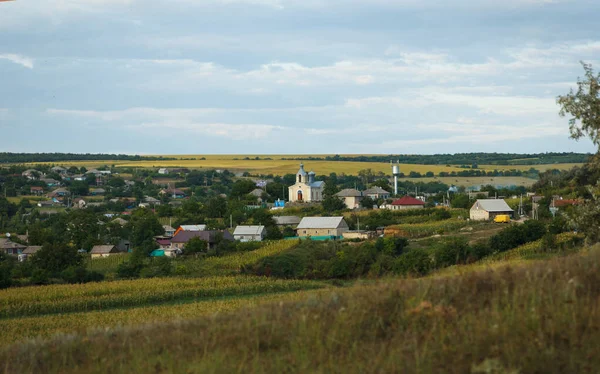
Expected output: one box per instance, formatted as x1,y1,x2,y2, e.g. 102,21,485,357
2,244,599,373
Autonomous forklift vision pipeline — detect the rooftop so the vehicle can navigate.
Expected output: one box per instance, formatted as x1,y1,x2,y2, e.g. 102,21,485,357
391,196,425,206
472,199,514,212
297,216,346,229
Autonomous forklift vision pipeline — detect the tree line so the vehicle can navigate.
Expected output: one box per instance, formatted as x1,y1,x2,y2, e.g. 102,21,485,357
0,153,177,164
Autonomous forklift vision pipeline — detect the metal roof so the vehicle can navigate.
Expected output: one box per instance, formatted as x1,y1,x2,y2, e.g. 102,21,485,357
297,217,347,229
472,199,514,212
233,225,266,236
23,246,42,255
273,216,301,225
309,181,325,188
297,164,307,176
179,225,207,231
90,245,117,254
363,186,390,194
391,196,425,206
335,189,362,197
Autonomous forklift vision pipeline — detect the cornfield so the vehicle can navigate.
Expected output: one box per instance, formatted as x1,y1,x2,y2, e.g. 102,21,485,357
179,240,299,276
0,289,329,348
0,275,323,319
482,232,583,262
385,220,469,239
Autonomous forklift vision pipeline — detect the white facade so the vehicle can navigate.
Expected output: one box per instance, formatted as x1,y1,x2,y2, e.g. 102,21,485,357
288,164,325,203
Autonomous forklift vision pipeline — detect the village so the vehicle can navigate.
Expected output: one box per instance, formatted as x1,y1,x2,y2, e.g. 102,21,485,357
0,161,579,261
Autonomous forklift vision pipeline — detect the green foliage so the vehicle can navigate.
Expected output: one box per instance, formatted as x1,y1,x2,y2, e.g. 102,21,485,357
433,237,470,268
60,266,105,284
31,243,83,276
0,253,16,289
184,237,208,255
282,226,296,238
557,62,600,147
116,260,144,279
450,194,470,209
392,248,431,276
489,220,547,253
127,208,164,248
140,258,172,278
322,196,346,213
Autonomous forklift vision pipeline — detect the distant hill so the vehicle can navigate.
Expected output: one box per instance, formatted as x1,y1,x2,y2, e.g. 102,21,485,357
0,153,176,164
281,152,591,165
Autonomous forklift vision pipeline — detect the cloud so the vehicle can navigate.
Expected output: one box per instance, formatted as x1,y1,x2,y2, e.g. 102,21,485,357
0,54,33,68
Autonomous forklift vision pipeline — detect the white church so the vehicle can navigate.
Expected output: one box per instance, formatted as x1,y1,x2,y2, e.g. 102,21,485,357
288,164,325,202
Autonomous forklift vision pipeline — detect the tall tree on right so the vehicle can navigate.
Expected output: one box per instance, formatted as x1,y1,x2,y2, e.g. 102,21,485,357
557,62,600,243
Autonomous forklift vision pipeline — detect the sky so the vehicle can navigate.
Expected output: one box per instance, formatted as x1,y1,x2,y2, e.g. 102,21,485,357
1,0,599,155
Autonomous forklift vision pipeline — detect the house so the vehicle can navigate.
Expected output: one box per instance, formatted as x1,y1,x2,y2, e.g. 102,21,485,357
296,217,349,238
51,166,68,175
73,198,87,209
468,191,490,199
90,245,121,258
47,187,70,198
90,188,106,196
362,186,391,200
30,186,44,196
335,189,363,209
385,196,426,210
470,199,514,221
22,246,42,257
552,199,583,209
170,230,234,250
0,238,27,255
233,225,267,242
115,239,131,253
273,216,301,227
162,225,176,237
41,178,60,188
288,164,325,202
37,200,55,208
249,188,266,202
112,217,128,226
22,169,42,180
158,168,169,175
73,174,86,181
155,237,172,249
159,188,186,199
173,224,207,236
143,196,161,205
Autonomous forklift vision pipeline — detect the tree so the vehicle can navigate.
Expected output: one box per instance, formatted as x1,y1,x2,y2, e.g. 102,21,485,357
322,196,346,212
184,237,208,255
557,62,600,148
127,208,164,249
360,196,375,209
31,242,82,276
231,179,257,198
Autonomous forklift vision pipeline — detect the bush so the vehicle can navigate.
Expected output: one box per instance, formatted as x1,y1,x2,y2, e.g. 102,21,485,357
140,258,173,278
393,249,431,276
434,237,470,268
60,266,105,284
116,260,144,279
30,269,50,285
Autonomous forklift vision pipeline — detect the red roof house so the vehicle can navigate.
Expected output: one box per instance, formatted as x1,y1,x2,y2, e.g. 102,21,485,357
388,196,426,210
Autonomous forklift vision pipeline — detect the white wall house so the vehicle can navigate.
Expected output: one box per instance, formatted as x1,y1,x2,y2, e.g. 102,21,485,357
233,225,267,242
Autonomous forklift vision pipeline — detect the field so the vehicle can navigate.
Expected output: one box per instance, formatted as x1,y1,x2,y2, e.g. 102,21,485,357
2,247,599,373
19,155,582,177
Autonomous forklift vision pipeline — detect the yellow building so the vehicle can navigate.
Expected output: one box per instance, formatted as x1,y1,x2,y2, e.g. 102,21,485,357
288,164,325,202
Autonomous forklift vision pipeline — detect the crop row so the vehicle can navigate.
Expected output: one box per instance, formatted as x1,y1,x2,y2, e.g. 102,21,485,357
385,219,470,239
0,275,324,319
0,289,328,348
482,232,581,262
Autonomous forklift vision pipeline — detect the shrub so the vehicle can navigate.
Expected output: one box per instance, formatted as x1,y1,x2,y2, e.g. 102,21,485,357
116,260,144,279
30,269,50,285
433,237,470,268
393,249,431,276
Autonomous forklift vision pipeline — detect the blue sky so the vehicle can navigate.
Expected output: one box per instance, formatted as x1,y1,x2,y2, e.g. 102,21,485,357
1,0,599,155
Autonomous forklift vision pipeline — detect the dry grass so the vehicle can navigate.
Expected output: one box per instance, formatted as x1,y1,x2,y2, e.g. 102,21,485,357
2,248,599,373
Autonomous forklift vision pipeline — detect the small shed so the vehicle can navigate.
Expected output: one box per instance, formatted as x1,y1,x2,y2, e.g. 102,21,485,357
90,245,120,258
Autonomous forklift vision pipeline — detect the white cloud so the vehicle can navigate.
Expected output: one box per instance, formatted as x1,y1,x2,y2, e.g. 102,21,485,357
0,54,33,69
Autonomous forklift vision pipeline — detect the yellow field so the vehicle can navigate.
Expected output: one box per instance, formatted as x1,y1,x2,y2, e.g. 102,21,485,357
20,156,582,177
401,176,538,187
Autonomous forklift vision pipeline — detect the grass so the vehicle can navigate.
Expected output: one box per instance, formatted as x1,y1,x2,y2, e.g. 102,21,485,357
2,246,599,373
